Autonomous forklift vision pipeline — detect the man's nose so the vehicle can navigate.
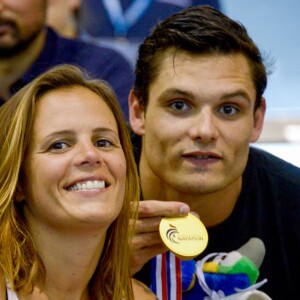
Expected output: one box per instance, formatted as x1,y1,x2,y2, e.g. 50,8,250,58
188,108,219,143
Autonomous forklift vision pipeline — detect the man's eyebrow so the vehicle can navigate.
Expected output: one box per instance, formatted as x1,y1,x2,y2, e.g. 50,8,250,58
158,88,195,100
220,90,251,103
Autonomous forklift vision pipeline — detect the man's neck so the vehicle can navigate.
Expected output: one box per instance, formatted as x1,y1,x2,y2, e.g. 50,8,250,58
139,158,242,228
0,29,46,100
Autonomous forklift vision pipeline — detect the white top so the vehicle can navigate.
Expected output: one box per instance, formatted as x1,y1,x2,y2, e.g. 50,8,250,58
6,281,19,300
7,288,19,300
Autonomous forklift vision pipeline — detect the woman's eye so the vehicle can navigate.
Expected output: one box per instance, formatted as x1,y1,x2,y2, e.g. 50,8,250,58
219,105,239,116
50,141,69,150
170,101,190,111
95,139,113,148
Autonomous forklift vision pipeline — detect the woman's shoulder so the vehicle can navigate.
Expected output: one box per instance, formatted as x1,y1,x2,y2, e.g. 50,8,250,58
0,271,6,300
132,278,158,300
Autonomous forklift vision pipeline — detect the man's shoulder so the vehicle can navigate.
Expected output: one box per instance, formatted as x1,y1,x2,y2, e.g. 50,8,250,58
247,146,300,186
44,27,132,69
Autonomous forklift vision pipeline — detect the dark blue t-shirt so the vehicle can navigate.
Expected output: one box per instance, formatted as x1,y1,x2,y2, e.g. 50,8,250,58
0,27,134,119
132,142,300,300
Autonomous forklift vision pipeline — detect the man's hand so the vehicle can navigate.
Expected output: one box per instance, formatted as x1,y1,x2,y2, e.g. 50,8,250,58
131,200,190,275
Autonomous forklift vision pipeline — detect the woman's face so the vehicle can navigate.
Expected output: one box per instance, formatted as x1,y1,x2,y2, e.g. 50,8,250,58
19,86,126,233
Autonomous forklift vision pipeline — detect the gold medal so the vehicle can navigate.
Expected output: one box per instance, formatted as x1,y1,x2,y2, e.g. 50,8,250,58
159,213,208,260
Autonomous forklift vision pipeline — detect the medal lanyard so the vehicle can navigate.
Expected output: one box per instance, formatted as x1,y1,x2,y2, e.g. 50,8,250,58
151,252,182,300
102,0,153,37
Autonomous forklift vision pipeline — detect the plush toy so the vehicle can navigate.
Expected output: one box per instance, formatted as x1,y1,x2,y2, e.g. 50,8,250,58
181,238,271,299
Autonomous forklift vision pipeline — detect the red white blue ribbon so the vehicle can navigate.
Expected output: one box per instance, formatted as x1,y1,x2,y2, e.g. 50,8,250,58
151,252,182,300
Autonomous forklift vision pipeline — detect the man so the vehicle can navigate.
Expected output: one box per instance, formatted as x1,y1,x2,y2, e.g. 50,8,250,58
129,5,300,300
0,0,133,119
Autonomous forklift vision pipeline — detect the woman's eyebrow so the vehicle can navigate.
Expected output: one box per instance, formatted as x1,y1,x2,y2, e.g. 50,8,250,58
41,130,74,142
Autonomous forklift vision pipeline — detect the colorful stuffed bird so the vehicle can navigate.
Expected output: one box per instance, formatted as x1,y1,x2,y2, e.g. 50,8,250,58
181,238,271,299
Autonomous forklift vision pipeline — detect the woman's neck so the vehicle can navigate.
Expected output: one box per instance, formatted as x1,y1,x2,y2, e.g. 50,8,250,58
22,226,107,300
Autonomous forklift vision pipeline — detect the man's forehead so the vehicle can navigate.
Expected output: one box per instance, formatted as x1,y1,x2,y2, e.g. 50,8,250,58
152,51,253,85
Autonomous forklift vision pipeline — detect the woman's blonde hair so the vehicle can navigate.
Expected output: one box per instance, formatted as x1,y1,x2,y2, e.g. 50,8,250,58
0,64,139,299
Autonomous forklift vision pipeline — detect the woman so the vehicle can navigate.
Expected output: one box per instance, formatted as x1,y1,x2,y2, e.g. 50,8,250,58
0,65,155,299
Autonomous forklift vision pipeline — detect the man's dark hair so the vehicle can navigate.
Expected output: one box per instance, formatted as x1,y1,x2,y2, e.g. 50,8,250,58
133,5,267,110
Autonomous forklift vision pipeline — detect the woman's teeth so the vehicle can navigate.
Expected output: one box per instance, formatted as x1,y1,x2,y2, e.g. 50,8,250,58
67,180,105,191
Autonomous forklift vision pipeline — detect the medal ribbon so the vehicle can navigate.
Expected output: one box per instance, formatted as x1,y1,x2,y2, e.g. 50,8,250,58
102,0,153,37
151,252,182,300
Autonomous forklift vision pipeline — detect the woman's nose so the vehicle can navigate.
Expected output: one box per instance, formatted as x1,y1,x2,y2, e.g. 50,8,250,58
74,141,102,166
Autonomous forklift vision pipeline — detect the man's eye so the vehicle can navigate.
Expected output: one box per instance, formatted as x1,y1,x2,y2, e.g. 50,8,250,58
50,141,69,150
219,105,238,116
95,139,113,147
170,101,190,111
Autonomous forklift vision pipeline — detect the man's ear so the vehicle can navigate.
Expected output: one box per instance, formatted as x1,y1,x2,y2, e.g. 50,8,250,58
15,183,25,203
251,97,266,142
129,90,145,135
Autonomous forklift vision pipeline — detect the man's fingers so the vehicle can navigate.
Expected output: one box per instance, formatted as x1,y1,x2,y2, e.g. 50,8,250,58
131,231,163,250
131,243,168,275
129,200,191,275
138,200,190,218
134,216,162,233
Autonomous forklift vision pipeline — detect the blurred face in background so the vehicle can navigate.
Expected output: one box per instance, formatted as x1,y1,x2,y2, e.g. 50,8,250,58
0,0,47,57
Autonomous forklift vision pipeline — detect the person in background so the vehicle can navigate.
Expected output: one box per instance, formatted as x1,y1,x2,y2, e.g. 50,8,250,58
0,0,133,119
129,5,300,300
62,0,222,66
0,64,156,300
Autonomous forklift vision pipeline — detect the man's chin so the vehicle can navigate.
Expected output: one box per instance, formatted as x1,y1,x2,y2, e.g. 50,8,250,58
0,30,42,59
170,180,218,195
0,42,25,58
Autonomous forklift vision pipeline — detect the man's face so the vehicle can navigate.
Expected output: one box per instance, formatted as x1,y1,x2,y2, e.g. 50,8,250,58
0,0,46,57
130,51,265,196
